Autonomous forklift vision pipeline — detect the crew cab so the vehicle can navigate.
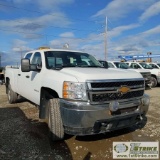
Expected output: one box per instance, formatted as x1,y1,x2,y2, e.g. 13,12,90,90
5,48,150,141
146,62,160,69
126,62,160,87
99,60,151,88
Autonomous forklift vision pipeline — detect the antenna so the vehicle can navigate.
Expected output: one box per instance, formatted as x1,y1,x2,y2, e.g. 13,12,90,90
104,16,107,61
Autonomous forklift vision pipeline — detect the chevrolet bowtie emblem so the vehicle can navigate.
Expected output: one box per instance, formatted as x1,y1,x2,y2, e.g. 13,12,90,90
118,86,130,94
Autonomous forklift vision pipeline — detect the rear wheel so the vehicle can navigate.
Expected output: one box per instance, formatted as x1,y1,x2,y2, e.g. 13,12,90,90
47,98,64,141
150,77,157,88
7,84,18,103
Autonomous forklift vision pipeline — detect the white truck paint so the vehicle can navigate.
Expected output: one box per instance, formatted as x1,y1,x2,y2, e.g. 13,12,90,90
105,61,151,88
5,48,150,141
147,62,160,69
126,62,160,87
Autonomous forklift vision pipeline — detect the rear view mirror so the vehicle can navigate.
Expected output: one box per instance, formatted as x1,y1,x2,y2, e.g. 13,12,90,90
21,58,30,72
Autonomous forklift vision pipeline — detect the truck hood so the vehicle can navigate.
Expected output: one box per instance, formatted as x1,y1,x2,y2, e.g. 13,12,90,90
60,67,142,82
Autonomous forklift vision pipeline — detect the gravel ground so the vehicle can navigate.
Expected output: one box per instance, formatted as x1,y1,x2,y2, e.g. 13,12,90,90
0,85,160,160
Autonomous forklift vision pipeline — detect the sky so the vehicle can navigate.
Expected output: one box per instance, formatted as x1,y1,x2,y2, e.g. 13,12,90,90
0,0,160,66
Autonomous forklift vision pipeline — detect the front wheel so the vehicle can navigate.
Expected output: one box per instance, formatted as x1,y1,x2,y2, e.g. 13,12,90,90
150,77,157,88
47,98,64,141
7,84,18,104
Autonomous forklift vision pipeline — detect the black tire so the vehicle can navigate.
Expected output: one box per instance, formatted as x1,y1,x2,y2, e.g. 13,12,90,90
48,98,64,141
150,77,157,88
7,84,18,104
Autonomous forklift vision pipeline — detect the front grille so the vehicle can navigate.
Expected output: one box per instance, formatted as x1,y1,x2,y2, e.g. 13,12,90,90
91,80,144,88
87,79,144,104
92,90,144,102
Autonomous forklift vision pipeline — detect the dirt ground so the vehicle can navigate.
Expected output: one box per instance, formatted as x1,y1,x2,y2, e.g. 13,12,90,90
0,85,160,160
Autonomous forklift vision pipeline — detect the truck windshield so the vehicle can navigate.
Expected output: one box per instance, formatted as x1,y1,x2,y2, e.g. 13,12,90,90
139,63,153,69
157,63,160,67
114,62,130,69
44,51,102,69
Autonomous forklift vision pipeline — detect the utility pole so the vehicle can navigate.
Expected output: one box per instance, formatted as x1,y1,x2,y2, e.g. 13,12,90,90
0,53,1,67
104,16,107,61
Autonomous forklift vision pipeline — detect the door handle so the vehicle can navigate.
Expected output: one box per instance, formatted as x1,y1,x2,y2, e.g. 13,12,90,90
26,75,30,78
18,74,21,76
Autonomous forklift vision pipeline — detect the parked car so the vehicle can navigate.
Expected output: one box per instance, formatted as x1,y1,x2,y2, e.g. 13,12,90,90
99,61,152,88
146,62,160,69
126,62,160,87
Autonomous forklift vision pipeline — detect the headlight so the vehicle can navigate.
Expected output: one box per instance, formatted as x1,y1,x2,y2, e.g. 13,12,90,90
63,81,87,100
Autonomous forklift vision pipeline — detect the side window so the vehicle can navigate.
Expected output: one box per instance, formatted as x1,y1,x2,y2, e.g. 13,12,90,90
24,53,32,59
130,63,135,69
31,52,42,66
136,64,141,69
108,62,115,68
130,63,139,69
151,64,158,69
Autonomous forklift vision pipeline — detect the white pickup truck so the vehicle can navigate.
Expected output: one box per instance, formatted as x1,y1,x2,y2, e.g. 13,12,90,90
126,62,160,87
99,61,152,88
5,48,150,141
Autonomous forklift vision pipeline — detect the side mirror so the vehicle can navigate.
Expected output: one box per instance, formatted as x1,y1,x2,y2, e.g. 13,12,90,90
104,61,108,68
101,61,108,68
21,58,30,72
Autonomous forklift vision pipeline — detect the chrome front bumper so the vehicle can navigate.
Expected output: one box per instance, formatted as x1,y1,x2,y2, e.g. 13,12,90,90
157,77,160,83
60,94,149,135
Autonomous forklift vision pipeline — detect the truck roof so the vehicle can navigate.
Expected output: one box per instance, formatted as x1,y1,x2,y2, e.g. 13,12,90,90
26,48,86,54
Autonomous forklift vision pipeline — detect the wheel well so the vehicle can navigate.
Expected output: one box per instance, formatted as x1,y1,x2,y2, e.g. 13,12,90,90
41,87,59,99
151,74,157,79
39,87,59,119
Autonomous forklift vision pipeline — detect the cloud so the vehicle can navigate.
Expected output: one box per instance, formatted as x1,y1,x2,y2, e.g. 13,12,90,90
139,1,160,21
108,24,140,38
0,12,71,38
141,25,160,36
11,39,31,53
92,0,157,20
36,0,74,11
11,0,74,11
110,25,160,57
49,38,82,49
59,32,75,38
